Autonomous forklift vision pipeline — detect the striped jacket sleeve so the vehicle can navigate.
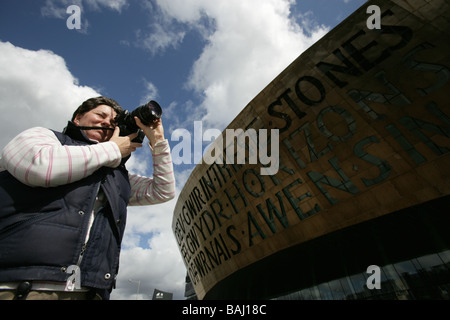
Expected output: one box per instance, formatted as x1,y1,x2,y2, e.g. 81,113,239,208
0,127,122,188
128,140,176,206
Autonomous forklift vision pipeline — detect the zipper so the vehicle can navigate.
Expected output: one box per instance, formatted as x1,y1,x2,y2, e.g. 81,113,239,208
65,182,101,292
76,243,88,266
75,182,101,268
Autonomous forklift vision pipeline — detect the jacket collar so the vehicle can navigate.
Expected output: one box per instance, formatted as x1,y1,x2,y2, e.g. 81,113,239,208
62,121,98,145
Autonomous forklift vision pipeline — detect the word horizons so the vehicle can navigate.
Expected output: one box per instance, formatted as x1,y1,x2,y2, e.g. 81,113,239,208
171,121,280,175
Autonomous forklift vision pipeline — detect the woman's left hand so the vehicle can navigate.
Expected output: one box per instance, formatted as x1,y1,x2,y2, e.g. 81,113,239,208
135,116,165,147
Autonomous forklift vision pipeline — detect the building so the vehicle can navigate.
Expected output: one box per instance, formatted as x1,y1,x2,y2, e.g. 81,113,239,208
152,288,173,300
184,273,198,300
172,0,450,300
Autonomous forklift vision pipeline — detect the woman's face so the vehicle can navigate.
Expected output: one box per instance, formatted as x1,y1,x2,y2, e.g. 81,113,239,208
74,105,117,142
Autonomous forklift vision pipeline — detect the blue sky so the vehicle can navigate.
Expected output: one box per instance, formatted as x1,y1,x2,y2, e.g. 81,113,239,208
0,0,367,300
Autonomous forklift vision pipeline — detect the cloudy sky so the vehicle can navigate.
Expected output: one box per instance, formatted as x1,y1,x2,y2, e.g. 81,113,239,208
0,0,367,299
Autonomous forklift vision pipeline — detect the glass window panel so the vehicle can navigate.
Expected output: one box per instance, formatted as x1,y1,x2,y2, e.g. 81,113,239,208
377,268,394,294
349,273,370,298
340,276,356,300
284,291,299,300
381,264,399,280
438,250,450,265
410,258,422,272
280,293,290,300
380,265,411,299
318,282,333,300
296,289,306,300
328,279,346,300
310,286,321,300
378,267,389,282
417,253,444,271
300,287,313,300
393,260,419,276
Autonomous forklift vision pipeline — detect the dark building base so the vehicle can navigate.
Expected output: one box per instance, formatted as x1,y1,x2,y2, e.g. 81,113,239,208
204,196,450,300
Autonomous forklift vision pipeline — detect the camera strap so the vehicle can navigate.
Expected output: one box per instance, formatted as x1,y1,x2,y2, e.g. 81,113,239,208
77,126,115,131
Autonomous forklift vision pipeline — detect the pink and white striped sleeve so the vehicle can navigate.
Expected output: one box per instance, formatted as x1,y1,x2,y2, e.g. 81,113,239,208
0,127,122,188
128,140,176,206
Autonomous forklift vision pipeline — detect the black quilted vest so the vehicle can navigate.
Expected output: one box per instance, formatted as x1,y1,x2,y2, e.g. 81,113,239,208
0,122,130,299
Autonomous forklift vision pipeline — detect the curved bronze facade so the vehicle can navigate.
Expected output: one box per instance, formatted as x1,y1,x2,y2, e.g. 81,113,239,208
173,0,450,299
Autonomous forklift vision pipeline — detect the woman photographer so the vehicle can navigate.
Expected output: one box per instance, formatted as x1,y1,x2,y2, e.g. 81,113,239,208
0,96,175,300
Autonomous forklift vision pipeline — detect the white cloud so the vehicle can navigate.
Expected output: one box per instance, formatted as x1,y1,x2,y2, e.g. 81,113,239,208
110,237,186,300
42,0,128,16
0,41,99,150
126,147,151,177
41,0,83,19
136,24,186,56
140,79,159,105
85,0,128,12
151,0,329,130
111,185,185,300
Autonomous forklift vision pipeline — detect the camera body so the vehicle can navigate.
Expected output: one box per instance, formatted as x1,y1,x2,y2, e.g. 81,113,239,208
116,100,162,143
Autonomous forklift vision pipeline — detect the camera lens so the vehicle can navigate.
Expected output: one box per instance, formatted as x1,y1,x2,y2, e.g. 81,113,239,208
132,100,162,126
116,100,162,143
